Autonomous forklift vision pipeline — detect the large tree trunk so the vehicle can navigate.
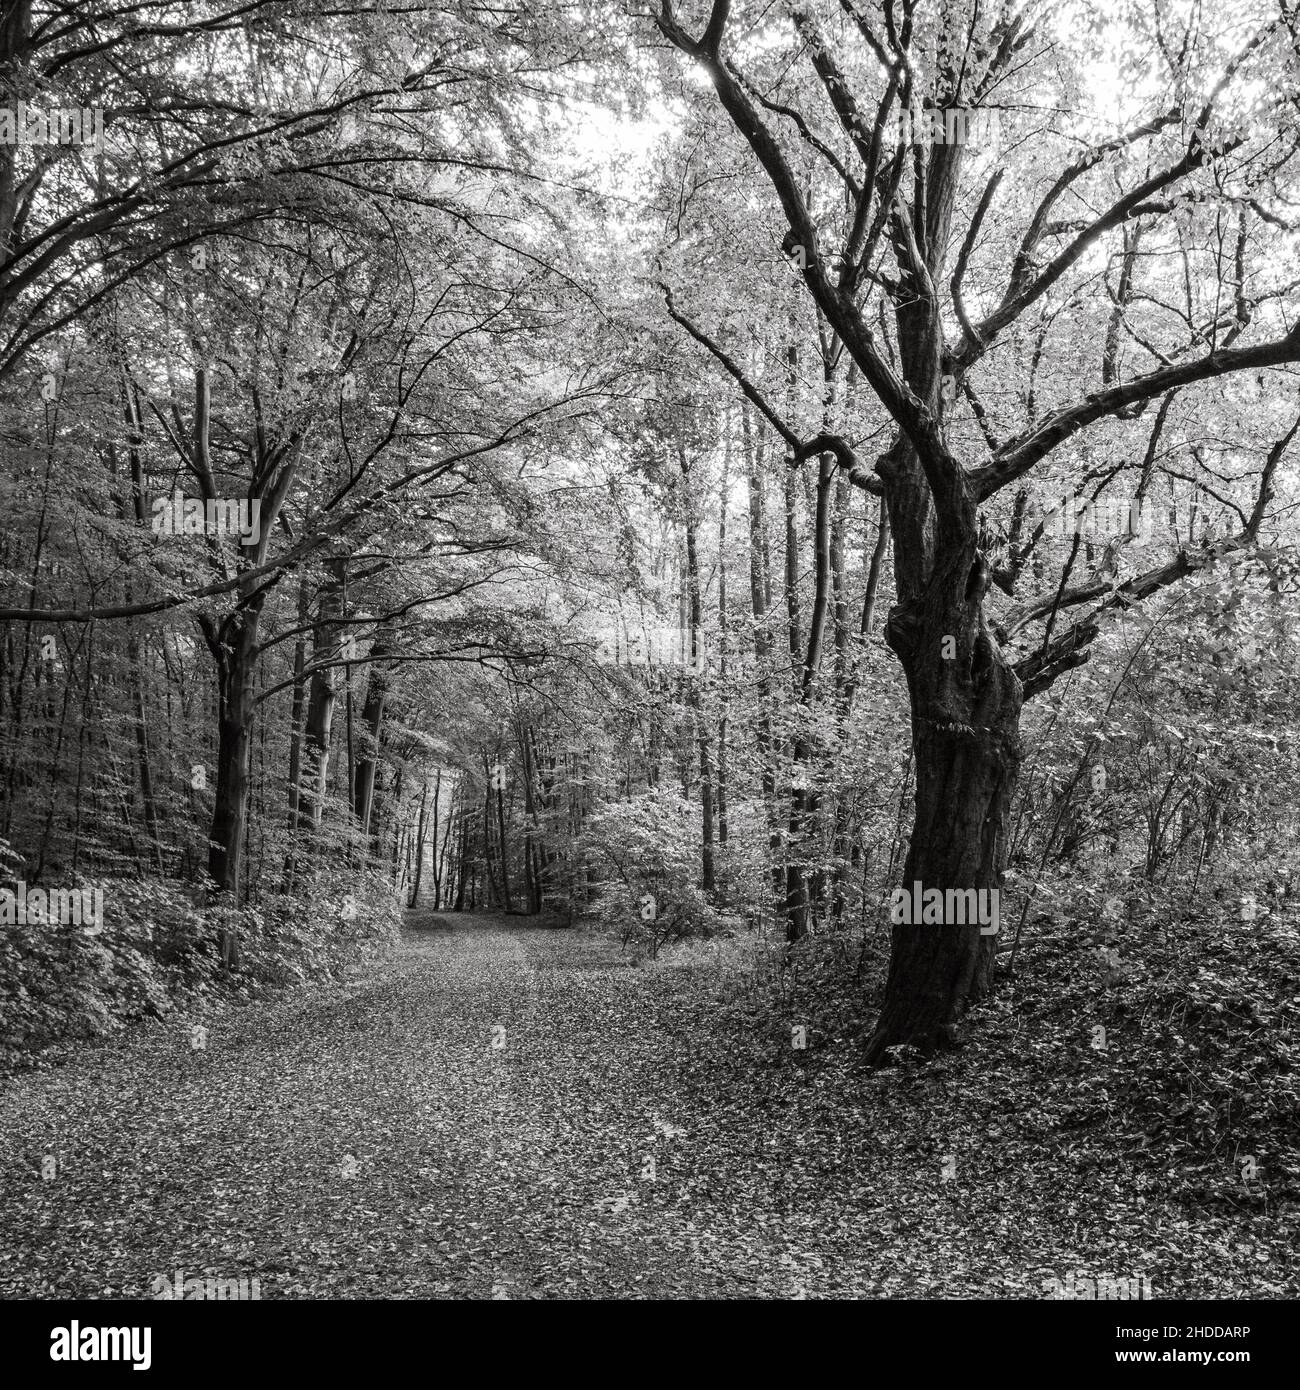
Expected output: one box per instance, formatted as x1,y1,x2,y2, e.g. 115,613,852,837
865,547,1023,1061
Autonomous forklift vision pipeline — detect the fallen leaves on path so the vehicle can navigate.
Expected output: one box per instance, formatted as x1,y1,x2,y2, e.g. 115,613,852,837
0,909,1294,1298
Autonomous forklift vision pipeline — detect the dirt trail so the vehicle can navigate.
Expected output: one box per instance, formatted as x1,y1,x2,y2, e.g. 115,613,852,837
0,908,1291,1299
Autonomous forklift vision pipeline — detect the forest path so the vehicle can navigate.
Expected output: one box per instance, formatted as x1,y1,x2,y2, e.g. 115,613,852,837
0,906,1290,1298
1,908,786,1298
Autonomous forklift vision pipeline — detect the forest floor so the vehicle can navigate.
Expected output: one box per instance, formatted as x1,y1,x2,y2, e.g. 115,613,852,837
0,906,1295,1299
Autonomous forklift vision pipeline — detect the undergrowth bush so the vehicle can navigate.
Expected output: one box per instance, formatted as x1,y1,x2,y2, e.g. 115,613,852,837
577,790,744,957
0,845,400,1076
646,872,1300,1215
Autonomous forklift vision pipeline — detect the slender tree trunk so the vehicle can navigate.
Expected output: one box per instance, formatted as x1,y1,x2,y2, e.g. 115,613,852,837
783,332,840,942
678,446,715,896
428,769,441,908
832,493,891,923
353,625,393,833
783,443,834,942
482,766,500,908
193,364,270,968
452,811,469,912
283,576,309,882
496,769,513,911
717,419,730,854
782,466,802,681
388,766,405,885
744,403,782,918
99,378,164,874
519,728,543,914
409,777,430,907
527,725,559,907
438,785,459,909
299,556,346,832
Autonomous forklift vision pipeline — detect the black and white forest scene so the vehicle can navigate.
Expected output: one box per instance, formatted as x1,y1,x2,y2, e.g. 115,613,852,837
0,0,1297,1358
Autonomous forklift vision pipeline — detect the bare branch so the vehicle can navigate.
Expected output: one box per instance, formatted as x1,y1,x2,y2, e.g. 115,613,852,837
1010,409,1300,695
659,283,882,494
972,325,1300,500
